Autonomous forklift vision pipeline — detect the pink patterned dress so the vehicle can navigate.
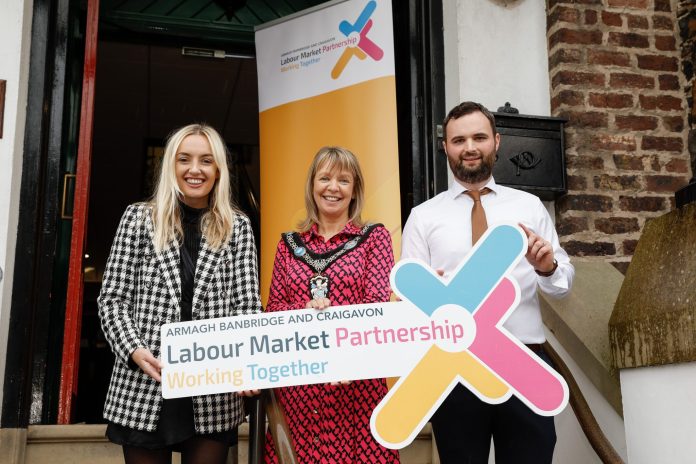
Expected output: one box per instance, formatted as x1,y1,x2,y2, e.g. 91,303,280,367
264,222,400,464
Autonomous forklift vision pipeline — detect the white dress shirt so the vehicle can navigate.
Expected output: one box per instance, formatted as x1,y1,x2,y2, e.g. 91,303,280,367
401,177,574,343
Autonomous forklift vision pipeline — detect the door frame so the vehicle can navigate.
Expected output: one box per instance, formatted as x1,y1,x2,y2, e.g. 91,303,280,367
393,0,447,222
57,0,100,424
1,0,78,428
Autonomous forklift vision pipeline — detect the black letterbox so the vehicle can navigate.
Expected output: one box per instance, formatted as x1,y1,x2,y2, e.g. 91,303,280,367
492,111,568,201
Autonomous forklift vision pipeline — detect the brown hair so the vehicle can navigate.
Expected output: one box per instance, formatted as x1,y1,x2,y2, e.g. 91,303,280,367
443,101,497,139
297,146,366,232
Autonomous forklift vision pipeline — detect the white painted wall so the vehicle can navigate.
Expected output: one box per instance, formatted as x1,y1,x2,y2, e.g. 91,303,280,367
442,0,555,218
0,0,34,415
446,0,551,116
442,2,626,462
621,362,696,464
545,331,627,464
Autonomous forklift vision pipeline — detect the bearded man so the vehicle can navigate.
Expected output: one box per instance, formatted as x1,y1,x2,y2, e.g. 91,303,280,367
400,101,574,464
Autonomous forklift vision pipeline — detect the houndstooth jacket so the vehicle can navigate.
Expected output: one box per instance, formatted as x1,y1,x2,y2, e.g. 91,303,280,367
98,203,262,433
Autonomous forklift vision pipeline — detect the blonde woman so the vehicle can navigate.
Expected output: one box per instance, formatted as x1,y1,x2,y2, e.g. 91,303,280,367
98,123,261,463
264,146,399,463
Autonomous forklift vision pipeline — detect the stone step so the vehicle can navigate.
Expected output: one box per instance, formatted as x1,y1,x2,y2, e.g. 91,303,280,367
17,423,437,464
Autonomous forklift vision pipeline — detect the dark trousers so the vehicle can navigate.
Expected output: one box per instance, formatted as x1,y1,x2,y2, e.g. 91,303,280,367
431,353,557,464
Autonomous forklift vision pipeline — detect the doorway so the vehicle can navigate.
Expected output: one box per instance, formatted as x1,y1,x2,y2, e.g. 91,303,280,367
57,0,340,424
3,0,445,428
74,38,262,422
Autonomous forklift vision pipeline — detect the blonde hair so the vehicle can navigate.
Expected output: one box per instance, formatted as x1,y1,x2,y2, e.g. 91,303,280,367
298,146,365,232
150,123,239,251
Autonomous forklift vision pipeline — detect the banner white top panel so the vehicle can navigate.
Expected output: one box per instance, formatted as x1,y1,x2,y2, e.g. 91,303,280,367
255,0,395,112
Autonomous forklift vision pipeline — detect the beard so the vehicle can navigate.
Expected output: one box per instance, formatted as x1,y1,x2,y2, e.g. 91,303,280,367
449,151,495,184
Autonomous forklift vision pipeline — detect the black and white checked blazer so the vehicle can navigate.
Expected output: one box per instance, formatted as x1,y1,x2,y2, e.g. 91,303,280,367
98,203,262,433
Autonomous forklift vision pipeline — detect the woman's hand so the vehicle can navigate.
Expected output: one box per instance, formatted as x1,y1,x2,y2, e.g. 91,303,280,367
306,298,331,310
131,347,163,382
237,389,261,397
330,380,352,386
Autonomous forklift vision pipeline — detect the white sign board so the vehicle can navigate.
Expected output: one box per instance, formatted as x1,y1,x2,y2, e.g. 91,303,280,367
161,301,471,399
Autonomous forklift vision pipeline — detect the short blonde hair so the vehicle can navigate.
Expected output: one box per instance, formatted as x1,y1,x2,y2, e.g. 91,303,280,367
151,123,240,251
298,146,365,232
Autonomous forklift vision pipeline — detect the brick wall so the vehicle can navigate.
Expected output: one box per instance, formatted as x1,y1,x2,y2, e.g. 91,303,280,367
547,0,692,273
678,1,696,128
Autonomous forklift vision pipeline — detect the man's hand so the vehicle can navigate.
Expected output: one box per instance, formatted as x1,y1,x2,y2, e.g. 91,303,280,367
131,347,162,382
237,389,261,397
519,223,555,274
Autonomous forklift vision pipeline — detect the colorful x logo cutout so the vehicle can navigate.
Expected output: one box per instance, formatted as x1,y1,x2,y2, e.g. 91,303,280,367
331,0,384,79
370,224,569,449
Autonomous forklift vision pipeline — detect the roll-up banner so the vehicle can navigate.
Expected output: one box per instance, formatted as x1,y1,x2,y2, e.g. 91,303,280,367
255,0,400,303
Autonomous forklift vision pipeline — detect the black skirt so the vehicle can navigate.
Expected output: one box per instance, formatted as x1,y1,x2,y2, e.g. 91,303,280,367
106,396,238,450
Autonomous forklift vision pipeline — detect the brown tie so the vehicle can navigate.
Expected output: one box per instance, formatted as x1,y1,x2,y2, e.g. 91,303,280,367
465,188,491,245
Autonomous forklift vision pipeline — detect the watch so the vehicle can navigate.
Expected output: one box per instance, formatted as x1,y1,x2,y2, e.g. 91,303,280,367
535,259,558,277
